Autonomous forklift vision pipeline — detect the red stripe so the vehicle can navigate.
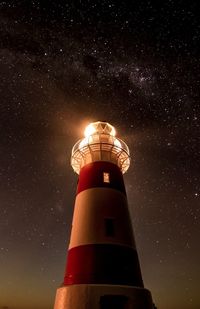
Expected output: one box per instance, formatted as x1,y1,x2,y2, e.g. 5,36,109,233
63,244,143,287
77,161,126,195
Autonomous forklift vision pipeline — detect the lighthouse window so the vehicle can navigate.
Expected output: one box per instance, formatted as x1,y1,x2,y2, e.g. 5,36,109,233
105,218,115,237
103,172,110,183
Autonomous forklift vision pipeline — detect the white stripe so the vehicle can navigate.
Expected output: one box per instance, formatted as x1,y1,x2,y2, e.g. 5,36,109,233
69,187,136,249
54,285,153,309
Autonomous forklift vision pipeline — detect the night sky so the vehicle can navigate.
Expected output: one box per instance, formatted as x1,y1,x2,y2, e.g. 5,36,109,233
0,1,200,308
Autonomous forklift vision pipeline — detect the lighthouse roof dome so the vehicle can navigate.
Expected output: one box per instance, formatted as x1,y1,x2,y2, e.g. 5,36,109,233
71,121,130,174
84,121,116,138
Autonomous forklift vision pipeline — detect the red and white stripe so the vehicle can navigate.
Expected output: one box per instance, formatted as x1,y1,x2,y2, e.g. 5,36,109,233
63,161,144,287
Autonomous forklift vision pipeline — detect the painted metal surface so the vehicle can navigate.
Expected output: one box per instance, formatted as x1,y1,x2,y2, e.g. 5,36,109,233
76,161,126,195
54,284,153,309
65,161,142,287
54,121,154,309
64,244,143,286
69,187,135,248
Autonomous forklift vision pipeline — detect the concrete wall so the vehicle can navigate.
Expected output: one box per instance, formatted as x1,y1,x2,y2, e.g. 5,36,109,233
54,284,153,309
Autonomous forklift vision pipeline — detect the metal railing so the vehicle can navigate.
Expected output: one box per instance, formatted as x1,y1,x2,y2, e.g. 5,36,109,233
71,134,130,174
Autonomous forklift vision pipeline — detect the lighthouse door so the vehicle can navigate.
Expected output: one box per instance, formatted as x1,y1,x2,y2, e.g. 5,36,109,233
100,295,129,309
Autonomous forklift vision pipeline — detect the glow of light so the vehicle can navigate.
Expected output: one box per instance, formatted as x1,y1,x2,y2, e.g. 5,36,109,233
84,123,96,137
84,122,117,137
79,137,88,149
114,138,121,149
110,126,116,137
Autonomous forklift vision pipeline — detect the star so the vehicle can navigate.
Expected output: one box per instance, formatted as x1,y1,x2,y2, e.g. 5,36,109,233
0,1,199,309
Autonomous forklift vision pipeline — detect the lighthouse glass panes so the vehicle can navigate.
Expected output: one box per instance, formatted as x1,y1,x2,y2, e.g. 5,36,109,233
71,121,130,175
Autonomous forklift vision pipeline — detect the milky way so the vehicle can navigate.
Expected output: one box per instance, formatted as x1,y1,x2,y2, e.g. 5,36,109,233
0,1,199,309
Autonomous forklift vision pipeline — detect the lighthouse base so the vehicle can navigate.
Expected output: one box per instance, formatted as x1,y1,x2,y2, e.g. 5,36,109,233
54,284,153,309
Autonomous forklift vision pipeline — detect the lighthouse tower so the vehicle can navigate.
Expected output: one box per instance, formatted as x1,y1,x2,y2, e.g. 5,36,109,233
54,121,153,309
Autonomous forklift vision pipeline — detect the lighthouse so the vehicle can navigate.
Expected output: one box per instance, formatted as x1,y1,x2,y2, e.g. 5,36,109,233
54,121,154,309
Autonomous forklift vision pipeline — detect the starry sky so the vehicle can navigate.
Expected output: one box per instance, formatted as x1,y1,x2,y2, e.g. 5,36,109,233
0,1,200,308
